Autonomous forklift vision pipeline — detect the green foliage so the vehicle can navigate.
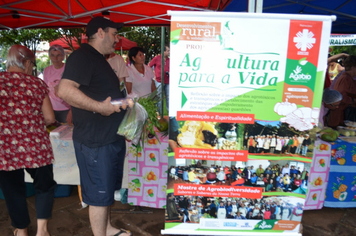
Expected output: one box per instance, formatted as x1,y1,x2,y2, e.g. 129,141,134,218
0,45,10,59
122,26,170,64
330,46,356,55
0,26,169,71
0,29,61,55
55,28,86,51
36,54,50,73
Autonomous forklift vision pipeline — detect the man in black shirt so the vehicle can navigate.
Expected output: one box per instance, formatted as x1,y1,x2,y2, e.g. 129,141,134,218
58,17,131,236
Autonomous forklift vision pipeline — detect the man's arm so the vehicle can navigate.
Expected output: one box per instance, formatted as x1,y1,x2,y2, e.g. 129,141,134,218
151,80,156,92
58,78,125,116
148,56,156,68
42,95,55,126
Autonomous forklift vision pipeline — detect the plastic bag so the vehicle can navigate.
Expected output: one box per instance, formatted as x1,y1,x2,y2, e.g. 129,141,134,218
117,102,148,145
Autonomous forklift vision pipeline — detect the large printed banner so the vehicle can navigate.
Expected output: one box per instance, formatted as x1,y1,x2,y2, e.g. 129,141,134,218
330,34,356,46
162,12,332,236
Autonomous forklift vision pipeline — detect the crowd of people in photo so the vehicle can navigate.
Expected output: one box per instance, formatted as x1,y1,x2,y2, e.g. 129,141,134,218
243,133,312,156
232,163,309,192
166,195,304,222
169,163,309,193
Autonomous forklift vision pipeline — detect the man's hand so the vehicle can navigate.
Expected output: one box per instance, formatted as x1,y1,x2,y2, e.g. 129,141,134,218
99,97,123,116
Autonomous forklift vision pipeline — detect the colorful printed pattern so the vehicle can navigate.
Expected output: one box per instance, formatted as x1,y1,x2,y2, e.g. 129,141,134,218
304,139,331,210
0,72,54,171
127,132,168,208
324,139,356,207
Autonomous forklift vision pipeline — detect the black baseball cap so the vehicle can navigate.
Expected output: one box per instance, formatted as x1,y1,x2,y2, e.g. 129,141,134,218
86,17,124,37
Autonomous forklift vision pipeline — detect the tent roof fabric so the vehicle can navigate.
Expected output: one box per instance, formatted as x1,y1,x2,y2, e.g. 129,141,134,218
49,35,137,50
0,0,231,30
223,0,356,34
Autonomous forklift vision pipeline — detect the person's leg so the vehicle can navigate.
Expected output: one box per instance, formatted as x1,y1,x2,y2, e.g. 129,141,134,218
89,205,109,236
296,144,301,154
26,165,56,236
74,140,130,236
302,146,306,156
74,141,111,235
0,169,30,235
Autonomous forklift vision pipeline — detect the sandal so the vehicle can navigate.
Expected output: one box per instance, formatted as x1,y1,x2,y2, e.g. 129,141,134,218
114,229,132,236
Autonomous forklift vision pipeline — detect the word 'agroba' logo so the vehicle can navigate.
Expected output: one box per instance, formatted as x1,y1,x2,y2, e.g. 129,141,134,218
256,221,273,230
289,65,312,81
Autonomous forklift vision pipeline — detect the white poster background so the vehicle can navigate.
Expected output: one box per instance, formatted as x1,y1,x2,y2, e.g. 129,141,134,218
168,12,332,117
163,11,333,236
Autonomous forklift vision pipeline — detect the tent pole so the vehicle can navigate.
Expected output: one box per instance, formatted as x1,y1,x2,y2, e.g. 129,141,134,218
248,0,263,13
160,26,165,118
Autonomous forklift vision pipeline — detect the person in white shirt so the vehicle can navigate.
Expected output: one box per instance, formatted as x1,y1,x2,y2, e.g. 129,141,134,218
270,134,277,153
250,165,256,175
217,201,226,219
238,203,248,217
231,200,238,217
126,47,156,97
217,168,226,183
295,134,305,155
256,135,264,153
263,135,271,153
107,52,129,96
282,164,290,176
275,136,282,154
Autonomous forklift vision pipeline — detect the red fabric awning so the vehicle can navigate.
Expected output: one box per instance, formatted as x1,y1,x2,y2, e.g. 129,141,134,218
49,35,137,51
0,0,231,30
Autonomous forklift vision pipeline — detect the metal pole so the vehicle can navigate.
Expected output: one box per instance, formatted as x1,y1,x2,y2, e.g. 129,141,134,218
247,0,255,13
160,26,165,117
256,0,263,13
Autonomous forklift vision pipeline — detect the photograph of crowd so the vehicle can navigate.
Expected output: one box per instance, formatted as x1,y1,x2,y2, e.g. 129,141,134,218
242,121,316,157
244,133,312,156
168,120,242,151
168,120,316,158
167,160,309,194
166,195,304,223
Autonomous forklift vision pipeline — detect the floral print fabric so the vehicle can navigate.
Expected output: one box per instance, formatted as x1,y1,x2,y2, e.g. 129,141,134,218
0,72,54,171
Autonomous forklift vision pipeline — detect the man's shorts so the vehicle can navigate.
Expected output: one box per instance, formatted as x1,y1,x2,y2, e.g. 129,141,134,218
73,139,126,206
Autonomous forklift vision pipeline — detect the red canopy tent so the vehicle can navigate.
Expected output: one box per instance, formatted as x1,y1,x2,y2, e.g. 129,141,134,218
0,0,231,30
50,35,137,52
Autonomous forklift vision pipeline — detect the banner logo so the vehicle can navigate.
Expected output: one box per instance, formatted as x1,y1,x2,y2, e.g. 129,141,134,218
255,220,275,230
223,222,237,227
289,65,312,82
241,222,252,228
171,21,221,42
293,29,316,52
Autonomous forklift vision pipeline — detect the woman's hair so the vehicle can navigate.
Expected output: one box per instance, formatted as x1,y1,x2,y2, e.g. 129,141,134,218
48,44,65,57
343,55,356,71
6,44,35,70
128,47,145,65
